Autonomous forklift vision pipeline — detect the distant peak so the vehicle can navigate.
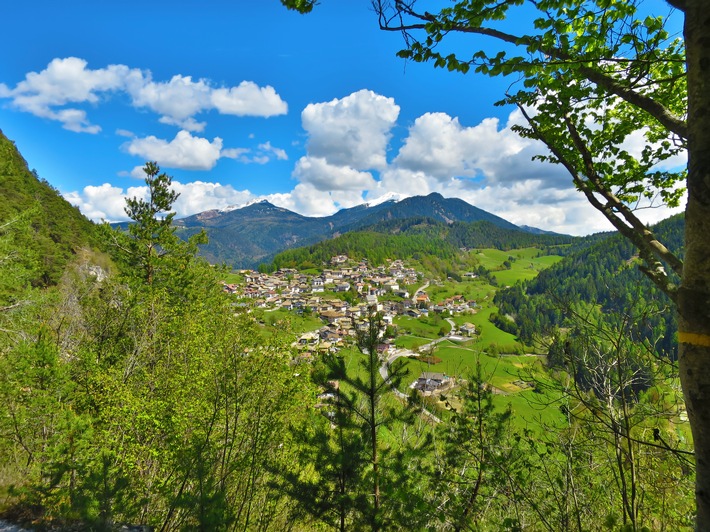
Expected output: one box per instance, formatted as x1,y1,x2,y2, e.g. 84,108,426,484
364,191,407,207
219,199,272,213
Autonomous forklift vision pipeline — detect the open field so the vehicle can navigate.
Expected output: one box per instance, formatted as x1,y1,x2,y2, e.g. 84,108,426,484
257,308,324,337
399,345,565,430
472,248,563,286
394,315,450,337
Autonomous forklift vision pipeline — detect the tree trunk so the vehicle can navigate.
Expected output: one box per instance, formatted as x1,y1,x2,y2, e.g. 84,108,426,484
679,2,710,528
370,343,380,529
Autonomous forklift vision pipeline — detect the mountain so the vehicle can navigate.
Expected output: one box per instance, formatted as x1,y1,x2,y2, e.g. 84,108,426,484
344,193,520,231
173,192,532,268
174,201,336,267
0,129,99,286
518,225,564,236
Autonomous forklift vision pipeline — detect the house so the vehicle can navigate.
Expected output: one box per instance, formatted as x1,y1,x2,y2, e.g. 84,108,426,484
318,341,334,353
243,271,261,283
376,343,390,354
460,323,477,336
383,281,400,292
296,331,320,347
222,283,239,294
321,310,345,324
416,293,430,305
320,329,340,342
414,372,453,395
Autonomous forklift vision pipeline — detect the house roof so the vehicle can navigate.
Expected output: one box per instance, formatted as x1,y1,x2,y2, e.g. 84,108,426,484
419,372,447,381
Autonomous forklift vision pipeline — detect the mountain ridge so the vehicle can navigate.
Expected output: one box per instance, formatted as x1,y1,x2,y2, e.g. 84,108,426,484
172,192,543,268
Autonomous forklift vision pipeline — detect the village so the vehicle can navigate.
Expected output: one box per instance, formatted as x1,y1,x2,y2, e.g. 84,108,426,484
222,255,480,396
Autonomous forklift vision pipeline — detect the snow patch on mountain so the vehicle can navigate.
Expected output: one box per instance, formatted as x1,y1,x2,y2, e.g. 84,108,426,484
364,191,407,208
219,199,269,213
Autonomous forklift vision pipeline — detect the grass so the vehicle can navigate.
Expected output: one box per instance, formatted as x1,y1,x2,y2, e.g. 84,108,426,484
471,248,563,287
394,315,448,338
258,308,324,338
493,268,541,286
401,346,537,383
222,271,245,284
465,307,521,351
427,279,496,303
395,335,430,351
396,344,567,431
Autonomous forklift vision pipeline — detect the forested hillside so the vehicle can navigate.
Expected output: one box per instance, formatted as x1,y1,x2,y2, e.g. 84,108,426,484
495,215,683,358
270,217,578,271
0,157,313,530
0,130,100,287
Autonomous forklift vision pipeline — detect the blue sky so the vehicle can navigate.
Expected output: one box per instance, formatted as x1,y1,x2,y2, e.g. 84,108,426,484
0,0,684,235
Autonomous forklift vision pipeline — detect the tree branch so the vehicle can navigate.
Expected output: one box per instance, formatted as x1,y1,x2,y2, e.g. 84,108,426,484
516,103,681,302
377,2,688,139
665,0,686,12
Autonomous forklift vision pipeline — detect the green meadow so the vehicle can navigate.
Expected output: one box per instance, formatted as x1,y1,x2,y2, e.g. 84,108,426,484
472,248,563,286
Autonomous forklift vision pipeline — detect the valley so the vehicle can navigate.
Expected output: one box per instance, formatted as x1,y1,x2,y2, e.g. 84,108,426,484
224,241,666,437
0,131,694,530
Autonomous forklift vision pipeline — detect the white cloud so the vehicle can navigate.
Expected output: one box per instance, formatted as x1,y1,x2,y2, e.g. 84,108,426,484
124,130,232,171
159,116,207,132
302,89,399,170
259,141,288,161
129,74,211,130
221,147,251,160
279,90,399,215
217,140,289,165
53,108,102,134
266,184,366,217
115,128,135,138
65,180,257,222
395,113,491,180
393,111,560,186
0,57,288,133
117,165,150,179
64,183,133,221
376,167,433,197
293,156,376,191
171,181,254,216
0,57,140,133
211,82,288,117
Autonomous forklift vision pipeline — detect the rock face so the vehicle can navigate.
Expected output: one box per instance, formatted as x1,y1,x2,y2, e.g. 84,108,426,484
79,263,108,282
0,520,30,532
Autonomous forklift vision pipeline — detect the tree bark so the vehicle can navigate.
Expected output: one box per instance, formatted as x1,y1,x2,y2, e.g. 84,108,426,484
679,1,710,528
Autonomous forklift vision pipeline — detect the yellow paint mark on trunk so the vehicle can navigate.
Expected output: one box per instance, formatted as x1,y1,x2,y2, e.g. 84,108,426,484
679,332,710,347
